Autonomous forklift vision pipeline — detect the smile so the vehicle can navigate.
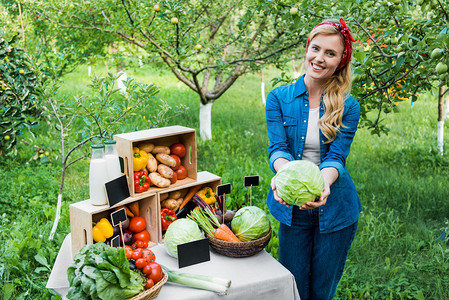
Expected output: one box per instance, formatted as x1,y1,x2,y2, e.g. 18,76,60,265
312,63,325,71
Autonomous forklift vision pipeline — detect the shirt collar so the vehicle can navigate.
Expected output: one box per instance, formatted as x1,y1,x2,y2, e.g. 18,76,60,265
293,74,307,98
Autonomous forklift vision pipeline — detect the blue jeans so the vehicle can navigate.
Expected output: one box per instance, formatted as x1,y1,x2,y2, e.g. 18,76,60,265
279,206,358,300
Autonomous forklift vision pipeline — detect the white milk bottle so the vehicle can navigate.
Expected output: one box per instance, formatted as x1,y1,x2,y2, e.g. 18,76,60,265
89,144,109,205
104,140,122,181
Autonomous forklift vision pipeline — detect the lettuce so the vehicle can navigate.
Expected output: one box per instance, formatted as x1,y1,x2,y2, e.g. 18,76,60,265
273,160,324,206
67,242,144,300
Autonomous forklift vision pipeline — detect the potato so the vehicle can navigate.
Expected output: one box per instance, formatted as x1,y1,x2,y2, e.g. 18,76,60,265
169,191,182,199
158,164,174,179
152,145,170,155
149,172,171,188
155,153,177,167
160,193,169,202
146,153,158,173
161,198,180,211
138,142,154,153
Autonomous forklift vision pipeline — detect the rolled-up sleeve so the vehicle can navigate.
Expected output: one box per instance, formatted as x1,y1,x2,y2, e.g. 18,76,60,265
320,97,360,179
266,89,294,173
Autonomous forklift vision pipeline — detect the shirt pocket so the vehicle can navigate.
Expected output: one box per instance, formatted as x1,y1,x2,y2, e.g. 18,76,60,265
282,115,297,151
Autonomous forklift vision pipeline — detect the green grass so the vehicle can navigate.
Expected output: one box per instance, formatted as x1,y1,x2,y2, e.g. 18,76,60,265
1,64,449,299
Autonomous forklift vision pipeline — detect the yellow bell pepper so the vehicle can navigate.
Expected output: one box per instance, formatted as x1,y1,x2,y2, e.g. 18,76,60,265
133,147,149,171
92,218,114,243
197,187,216,205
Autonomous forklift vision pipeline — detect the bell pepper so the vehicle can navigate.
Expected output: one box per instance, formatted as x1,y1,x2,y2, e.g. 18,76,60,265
133,147,149,171
197,186,216,205
92,218,114,243
161,208,177,231
134,170,151,193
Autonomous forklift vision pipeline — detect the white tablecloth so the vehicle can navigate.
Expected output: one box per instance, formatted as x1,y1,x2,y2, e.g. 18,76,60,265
47,234,300,300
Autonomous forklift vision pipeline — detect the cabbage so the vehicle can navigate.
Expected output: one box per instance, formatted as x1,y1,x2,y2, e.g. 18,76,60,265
231,206,271,242
273,160,324,206
164,218,203,258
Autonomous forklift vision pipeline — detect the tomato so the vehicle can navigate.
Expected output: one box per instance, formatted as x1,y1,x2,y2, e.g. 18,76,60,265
145,278,155,289
132,240,148,249
131,248,144,261
175,165,187,180
142,264,153,275
133,230,151,243
170,171,177,184
125,245,133,259
135,258,147,269
169,154,181,171
147,262,163,283
170,143,186,158
141,249,156,263
129,216,147,233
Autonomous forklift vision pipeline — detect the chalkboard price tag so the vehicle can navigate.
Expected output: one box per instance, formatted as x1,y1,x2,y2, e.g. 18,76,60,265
110,207,127,227
177,238,210,268
244,175,260,187
216,183,231,197
110,235,120,248
105,175,130,207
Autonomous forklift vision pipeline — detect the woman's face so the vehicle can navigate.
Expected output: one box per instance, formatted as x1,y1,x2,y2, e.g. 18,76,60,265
305,33,344,82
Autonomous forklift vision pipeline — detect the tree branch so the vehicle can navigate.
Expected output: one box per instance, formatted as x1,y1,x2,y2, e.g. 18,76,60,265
354,18,397,59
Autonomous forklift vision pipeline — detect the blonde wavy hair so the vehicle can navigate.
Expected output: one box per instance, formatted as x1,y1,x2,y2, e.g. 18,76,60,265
308,20,353,143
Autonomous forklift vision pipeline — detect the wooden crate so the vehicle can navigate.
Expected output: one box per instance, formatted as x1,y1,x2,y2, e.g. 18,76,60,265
114,125,197,197
157,171,222,243
70,193,159,258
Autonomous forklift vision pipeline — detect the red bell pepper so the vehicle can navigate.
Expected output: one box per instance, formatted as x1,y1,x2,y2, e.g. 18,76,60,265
161,208,177,231
134,170,151,193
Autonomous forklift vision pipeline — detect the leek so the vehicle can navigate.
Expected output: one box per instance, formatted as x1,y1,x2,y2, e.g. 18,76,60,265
161,265,231,295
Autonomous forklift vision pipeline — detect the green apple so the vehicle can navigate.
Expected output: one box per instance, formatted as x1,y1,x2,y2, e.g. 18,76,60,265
431,48,443,59
436,62,448,74
171,17,178,24
195,44,202,50
290,7,298,15
4,135,10,141
154,4,160,11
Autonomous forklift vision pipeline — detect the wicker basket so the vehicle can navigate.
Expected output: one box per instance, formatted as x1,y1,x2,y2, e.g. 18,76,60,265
130,269,168,300
206,228,272,258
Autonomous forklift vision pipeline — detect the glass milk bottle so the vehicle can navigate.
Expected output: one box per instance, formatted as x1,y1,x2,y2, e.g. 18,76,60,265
89,144,109,206
104,140,122,181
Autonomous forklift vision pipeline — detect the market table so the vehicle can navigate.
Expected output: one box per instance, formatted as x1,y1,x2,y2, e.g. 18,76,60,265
47,234,300,300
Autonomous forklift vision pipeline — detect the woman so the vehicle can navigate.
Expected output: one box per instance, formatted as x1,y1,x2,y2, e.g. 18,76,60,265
266,18,361,300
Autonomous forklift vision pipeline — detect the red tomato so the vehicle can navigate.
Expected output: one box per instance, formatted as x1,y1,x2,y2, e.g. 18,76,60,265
132,240,148,249
141,249,156,263
175,165,187,180
145,278,155,289
125,245,133,260
170,171,177,184
170,143,186,158
133,230,151,243
129,216,147,233
131,248,144,261
169,154,181,171
135,258,147,269
147,262,163,283
142,264,153,275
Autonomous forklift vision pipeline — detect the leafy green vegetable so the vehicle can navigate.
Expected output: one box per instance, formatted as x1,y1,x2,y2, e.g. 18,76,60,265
231,206,270,242
164,218,203,258
66,242,144,300
273,160,324,206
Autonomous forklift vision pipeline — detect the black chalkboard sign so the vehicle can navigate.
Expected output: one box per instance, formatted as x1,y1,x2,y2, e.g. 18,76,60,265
177,238,210,268
110,207,127,227
110,235,120,247
105,175,130,207
216,183,231,197
244,175,260,187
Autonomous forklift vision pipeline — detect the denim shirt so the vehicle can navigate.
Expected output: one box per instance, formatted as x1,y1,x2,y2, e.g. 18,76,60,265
266,75,362,233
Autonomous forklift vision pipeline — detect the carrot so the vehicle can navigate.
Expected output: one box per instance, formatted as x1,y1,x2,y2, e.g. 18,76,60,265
128,202,140,216
178,185,203,211
214,224,242,243
115,205,134,218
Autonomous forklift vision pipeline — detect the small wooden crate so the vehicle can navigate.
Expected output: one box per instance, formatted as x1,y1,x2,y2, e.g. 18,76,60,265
69,193,159,258
114,125,197,197
157,171,222,243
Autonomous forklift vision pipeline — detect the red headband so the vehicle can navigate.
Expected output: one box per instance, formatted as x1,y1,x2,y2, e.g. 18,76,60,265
306,18,356,70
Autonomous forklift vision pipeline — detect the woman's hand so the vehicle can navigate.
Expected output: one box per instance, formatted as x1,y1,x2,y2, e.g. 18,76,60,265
299,180,330,210
271,177,291,207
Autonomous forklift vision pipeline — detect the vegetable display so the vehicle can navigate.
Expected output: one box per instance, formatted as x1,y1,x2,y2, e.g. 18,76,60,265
67,242,144,300
273,160,325,206
231,206,271,242
164,218,203,258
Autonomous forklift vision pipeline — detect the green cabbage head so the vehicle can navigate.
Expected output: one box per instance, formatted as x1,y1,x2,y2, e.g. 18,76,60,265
164,218,203,258
231,206,271,242
273,160,324,206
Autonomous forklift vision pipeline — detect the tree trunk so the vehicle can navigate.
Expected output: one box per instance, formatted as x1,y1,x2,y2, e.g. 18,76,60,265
88,65,92,77
117,72,127,94
438,86,444,155
48,193,63,240
199,101,213,140
261,70,266,106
